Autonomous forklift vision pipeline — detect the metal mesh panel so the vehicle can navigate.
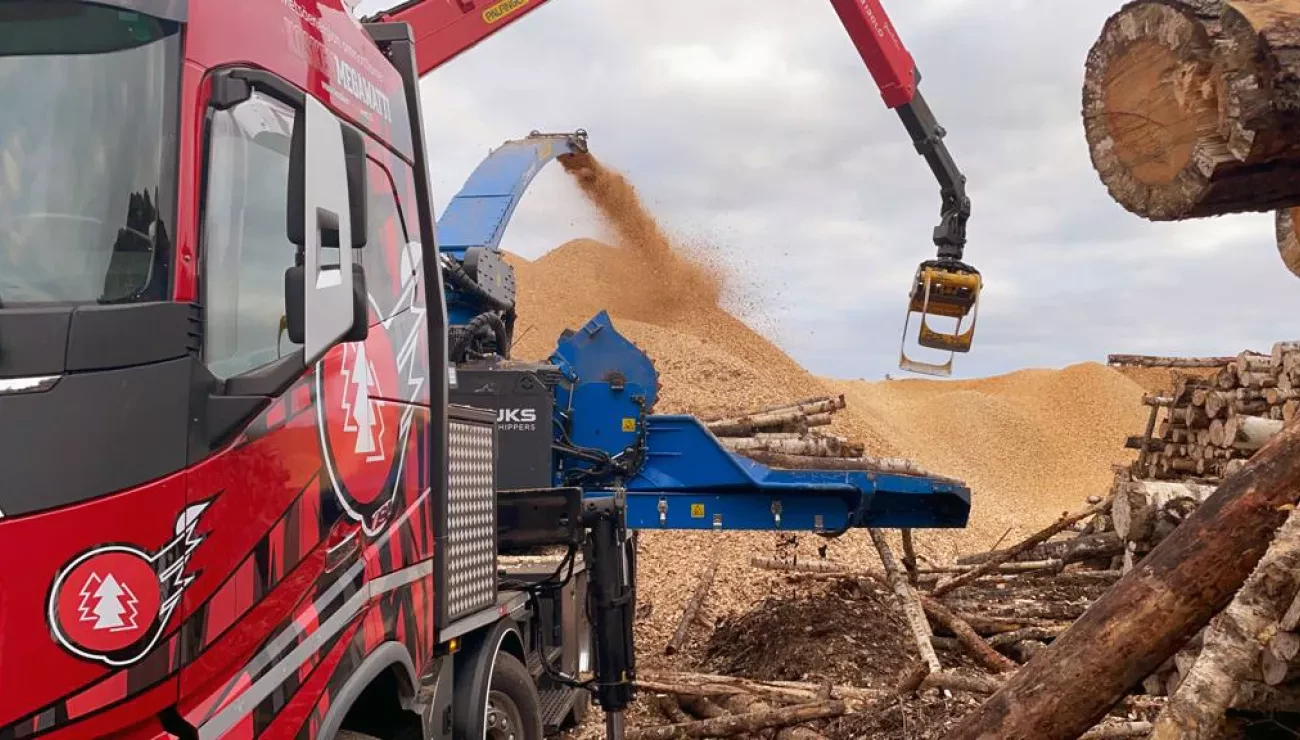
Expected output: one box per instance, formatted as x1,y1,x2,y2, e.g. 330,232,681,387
445,419,497,622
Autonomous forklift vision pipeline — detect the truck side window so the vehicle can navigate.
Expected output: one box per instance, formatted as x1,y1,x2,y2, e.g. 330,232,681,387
201,91,301,380
360,158,410,320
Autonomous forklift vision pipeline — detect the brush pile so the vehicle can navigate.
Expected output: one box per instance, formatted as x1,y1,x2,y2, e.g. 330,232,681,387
629,496,1161,740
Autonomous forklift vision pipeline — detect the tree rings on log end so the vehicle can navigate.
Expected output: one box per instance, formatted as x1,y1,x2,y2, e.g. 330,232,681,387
1082,1,1234,220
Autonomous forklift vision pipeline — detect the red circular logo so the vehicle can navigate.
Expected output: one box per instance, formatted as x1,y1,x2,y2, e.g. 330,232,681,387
52,548,162,658
316,329,403,531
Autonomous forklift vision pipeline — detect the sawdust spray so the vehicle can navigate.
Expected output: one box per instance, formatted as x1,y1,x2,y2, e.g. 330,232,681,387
558,152,723,318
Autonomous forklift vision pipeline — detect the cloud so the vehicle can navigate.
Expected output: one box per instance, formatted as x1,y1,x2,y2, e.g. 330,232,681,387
362,0,1300,380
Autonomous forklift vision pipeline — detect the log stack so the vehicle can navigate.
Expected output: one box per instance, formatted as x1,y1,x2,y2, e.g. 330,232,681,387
704,395,937,477
1082,0,1300,277
1123,345,1297,483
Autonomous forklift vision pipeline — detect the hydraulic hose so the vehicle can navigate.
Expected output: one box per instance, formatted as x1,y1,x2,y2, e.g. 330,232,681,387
449,311,511,361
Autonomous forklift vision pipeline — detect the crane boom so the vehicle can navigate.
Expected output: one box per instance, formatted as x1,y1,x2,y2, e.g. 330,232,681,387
373,0,555,75
371,0,981,377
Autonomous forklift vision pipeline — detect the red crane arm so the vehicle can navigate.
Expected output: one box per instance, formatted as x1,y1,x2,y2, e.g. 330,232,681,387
376,0,554,76
372,0,968,262
826,0,917,108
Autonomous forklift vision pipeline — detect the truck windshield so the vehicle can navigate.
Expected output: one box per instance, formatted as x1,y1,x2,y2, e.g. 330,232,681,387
0,1,180,305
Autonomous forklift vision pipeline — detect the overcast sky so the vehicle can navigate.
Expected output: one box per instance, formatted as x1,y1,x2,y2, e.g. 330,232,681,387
361,0,1300,380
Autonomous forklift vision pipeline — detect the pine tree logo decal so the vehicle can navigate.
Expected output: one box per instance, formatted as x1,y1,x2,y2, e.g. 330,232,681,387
48,503,208,667
76,573,140,633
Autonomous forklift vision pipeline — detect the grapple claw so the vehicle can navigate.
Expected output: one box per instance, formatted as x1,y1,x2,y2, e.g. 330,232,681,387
899,260,981,377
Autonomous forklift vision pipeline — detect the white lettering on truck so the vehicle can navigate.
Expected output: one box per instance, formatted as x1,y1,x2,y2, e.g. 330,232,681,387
334,56,392,124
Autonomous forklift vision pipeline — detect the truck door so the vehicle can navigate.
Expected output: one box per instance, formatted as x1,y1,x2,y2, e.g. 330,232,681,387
173,77,374,735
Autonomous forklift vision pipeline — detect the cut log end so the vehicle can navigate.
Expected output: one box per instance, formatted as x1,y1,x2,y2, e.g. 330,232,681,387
1277,208,1300,279
1083,1,1228,220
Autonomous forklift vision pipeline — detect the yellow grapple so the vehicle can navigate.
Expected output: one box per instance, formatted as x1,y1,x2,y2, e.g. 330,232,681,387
899,261,981,376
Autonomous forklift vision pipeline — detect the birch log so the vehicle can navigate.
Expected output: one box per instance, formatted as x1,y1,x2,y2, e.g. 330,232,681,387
1150,507,1300,739
869,529,941,673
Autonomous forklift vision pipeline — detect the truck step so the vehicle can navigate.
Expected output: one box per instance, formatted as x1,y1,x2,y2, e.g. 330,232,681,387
526,646,564,679
538,686,580,734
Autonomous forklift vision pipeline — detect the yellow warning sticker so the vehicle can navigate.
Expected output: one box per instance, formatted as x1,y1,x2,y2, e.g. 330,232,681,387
483,0,530,24
690,504,705,518
621,418,636,432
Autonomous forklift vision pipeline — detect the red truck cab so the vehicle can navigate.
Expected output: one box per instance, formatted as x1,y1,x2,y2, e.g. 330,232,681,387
0,2,585,739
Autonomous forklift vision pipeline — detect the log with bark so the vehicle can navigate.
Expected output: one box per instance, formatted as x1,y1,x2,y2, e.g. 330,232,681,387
1084,0,1300,221
1113,480,1216,541
1108,354,1234,368
704,396,846,436
956,531,1123,566
1215,1,1300,162
1277,208,1300,278
720,435,857,458
1222,414,1284,451
945,417,1300,740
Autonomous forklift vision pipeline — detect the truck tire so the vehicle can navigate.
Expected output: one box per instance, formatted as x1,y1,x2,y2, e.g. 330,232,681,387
485,652,543,740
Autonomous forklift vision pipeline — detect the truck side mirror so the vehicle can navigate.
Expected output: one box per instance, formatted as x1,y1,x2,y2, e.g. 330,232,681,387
284,96,366,365
284,262,369,346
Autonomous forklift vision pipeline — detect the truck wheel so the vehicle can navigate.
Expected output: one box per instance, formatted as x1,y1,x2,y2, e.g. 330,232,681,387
486,652,543,740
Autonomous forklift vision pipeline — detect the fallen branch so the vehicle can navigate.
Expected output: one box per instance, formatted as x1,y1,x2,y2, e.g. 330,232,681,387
942,598,1092,623
956,614,1073,637
902,529,919,585
677,696,726,720
1080,721,1153,739
917,559,1063,576
920,671,1005,695
870,528,942,673
636,672,885,707
654,695,690,724
985,626,1066,648
934,497,1112,597
749,556,883,584
666,553,719,655
625,701,846,740
920,594,1019,673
